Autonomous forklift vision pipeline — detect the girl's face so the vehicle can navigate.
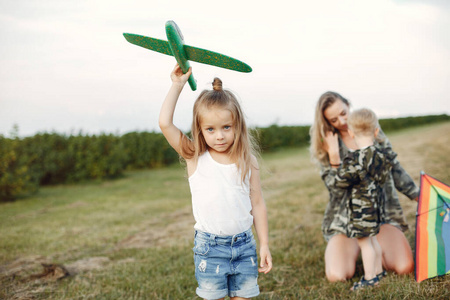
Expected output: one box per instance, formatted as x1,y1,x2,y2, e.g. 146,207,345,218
200,107,235,153
323,99,350,133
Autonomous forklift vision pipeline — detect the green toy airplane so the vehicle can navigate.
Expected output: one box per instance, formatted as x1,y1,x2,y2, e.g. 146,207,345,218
123,20,252,91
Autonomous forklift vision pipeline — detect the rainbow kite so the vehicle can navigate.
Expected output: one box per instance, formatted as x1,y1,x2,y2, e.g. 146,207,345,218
415,172,450,282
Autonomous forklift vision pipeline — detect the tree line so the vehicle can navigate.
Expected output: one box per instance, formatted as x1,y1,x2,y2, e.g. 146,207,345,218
1,114,448,201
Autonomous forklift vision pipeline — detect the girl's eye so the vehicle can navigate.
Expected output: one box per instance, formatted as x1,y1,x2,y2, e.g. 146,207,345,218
224,126,231,130
206,128,213,132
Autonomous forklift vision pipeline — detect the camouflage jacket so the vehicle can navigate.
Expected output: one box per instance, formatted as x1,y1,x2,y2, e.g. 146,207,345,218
334,145,396,238
320,131,419,241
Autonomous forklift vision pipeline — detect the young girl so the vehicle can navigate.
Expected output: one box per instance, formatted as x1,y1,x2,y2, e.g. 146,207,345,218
332,108,396,290
159,64,272,299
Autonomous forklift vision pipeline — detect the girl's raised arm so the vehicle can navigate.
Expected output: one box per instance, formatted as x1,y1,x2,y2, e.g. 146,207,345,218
159,64,192,157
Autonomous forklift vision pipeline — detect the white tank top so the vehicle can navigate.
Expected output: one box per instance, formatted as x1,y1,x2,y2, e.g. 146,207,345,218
188,150,253,236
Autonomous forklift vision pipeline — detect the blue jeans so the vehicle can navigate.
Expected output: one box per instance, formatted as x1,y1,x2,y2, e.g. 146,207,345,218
193,229,259,299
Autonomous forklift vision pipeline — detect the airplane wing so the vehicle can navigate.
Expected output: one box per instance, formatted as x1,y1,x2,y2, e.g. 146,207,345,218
123,33,252,73
123,33,172,56
184,45,252,73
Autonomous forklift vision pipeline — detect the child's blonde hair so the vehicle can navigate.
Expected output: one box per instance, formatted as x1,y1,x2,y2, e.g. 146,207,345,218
180,78,258,182
309,91,350,165
347,108,379,137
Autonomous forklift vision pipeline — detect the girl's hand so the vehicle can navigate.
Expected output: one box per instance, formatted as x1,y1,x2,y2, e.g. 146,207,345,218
170,64,192,87
258,245,272,274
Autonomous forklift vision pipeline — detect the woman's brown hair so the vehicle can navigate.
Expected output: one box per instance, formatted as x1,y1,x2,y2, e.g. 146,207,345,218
309,91,350,165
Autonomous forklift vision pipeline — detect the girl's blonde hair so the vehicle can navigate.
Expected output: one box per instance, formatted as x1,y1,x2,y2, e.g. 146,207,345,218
180,78,258,182
309,91,350,165
347,108,379,137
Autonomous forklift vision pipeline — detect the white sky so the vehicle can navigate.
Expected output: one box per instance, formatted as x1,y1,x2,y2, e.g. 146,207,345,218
1,0,449,137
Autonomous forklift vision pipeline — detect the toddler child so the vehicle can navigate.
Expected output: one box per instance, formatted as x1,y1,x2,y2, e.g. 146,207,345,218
332,108,396,290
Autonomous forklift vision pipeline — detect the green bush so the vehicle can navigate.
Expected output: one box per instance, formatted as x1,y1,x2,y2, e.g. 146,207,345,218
0,136,34,201
18,133,72,185
3,133,127,190
255,125,310,151
379,114,450,132
121,132,178,169
67,134,127,182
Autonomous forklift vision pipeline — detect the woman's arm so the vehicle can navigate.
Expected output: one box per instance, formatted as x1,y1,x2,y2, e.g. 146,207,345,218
249,156,272,274
390,158,419,200
379,132,419,200
321,156,360,193
159,64,192,157
321,131,360,197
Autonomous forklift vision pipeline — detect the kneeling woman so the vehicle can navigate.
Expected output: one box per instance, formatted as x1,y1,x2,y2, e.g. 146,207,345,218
309,91,419,282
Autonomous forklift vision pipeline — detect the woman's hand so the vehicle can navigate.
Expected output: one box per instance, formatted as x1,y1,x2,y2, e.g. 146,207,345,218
323,131,339,154
323,131,341,166
170,64,192,88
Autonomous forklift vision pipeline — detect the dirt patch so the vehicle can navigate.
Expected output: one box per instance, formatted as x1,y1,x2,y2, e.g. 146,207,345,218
0,256,117,300
0,255,47,280
66,201,88,209
26,264,70,282
0,256,111,281
117,207,195,249
65,257,111,275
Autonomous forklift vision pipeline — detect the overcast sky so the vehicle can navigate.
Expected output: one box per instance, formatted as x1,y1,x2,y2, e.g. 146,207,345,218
1,0,449,137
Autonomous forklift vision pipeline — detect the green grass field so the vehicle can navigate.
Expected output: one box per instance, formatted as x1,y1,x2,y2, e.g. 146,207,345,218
1,122,450,299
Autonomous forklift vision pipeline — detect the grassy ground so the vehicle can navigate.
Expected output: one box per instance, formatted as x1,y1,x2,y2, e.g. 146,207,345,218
1,122,450,299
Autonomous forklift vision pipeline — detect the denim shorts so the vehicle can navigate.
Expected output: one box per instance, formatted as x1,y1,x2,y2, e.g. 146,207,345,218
192,228,259,299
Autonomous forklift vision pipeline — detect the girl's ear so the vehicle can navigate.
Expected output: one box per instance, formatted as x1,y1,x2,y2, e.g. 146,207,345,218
374,127,380,138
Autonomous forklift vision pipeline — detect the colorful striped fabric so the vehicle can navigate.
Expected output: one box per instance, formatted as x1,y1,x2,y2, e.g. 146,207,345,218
415,172,450,282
